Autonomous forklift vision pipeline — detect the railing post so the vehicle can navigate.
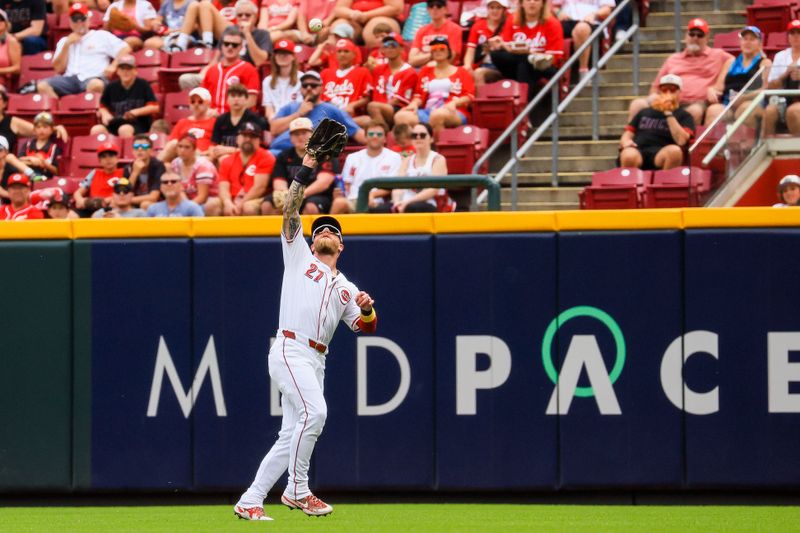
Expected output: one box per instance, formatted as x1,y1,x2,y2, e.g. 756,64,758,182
551,85,559,187
511,127,518,210
592,38,599,140
633,4,639,95
674,0,682,53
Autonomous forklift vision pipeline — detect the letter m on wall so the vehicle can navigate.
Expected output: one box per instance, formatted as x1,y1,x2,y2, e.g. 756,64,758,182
146,336,228,418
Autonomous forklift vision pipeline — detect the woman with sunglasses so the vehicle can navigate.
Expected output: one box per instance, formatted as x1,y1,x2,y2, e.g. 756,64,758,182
463,0,512,86
488,0,563,122
374,122,449,213
394,36,474,134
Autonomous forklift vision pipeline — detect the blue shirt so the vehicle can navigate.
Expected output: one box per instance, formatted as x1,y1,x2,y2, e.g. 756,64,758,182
269,102,359,154
146,199,204,217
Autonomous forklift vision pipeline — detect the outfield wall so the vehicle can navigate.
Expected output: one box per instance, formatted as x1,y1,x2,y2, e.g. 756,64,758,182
1,209,799,492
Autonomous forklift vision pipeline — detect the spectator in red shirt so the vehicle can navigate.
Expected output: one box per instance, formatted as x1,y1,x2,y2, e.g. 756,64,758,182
0,173,44,219
330,0,401,48
463,0,512,86
321,38,372,127
201,25,261,113
205,121,276,216
73,141,125,215
368,32,417,127
159,87,218,163
409,0,463,68
395,36,475,134
489,0,564,122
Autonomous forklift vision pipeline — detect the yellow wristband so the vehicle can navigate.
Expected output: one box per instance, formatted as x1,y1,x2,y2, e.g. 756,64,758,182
361,307,376,323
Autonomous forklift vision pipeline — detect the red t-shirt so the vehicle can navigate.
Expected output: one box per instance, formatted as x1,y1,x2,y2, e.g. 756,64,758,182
202,60,261,114
372,62,418,105
414,65,475,121
320,65,372,111
412,20,464,65
0,204,44,220
501,16,564,66
219,148,276,197
83,168,125,199
213,0,238,22
352,0,382,11
467,16,514,49
170,116,218,151
367,46,409,68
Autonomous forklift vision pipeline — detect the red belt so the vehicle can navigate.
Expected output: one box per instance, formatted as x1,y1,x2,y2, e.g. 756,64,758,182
282,330,327,354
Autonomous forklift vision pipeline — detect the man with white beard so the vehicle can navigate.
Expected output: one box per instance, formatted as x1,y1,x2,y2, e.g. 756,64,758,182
626,18,732,125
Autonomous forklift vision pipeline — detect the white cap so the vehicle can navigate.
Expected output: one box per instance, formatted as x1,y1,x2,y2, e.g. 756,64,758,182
779,174,800,187
486,0,509,7
289,117,313,132
332,22,355,39
188,87,212,102
659,74,683,90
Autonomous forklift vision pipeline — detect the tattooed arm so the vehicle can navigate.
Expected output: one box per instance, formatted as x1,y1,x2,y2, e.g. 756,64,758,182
282,153,318,239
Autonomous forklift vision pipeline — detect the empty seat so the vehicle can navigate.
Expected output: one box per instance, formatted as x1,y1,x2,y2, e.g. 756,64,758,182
133,48,168,68
7,93,54,123
68,133,121,158
579,167,651,209
473,79,528,144
435,125,490,174
18,51,56,87
712,30,741,55
54,92,101,136
168,47,215,68
764,31,788,58
747,0,800,35
33,176,83,195
66,151,103,177
643,166,710,208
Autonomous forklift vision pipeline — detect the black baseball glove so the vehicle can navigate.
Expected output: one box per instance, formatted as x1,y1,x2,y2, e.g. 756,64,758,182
305,118,347,163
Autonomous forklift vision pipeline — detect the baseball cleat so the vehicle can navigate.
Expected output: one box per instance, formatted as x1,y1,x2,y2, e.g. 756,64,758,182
233,505,273,521
280,493,333,516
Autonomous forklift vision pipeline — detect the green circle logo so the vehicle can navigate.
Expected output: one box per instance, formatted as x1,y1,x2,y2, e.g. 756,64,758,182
541,306,625,397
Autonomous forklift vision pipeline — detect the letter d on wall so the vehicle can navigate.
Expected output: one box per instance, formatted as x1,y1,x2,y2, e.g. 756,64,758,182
456,336,511,415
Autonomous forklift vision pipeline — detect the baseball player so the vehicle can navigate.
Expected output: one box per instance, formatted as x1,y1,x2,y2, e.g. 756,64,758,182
234,120,376,521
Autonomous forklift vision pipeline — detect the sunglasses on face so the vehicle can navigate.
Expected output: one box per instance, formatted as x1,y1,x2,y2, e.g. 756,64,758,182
660,86,679,93
71,15,87,22
367,131,384,137
411,132,428,139
430,44,448,52
688,31,705,38
382,41,400,48
133,143,151,150
161,179,180,185
222,41,242,48
302,82,320,89
236,12,253,17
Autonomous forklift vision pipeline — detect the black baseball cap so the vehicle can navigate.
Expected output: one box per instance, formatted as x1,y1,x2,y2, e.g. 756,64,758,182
113,177,133,194
311,216,343,241
239,121,262,137
429,35,450,48
427,0,446,6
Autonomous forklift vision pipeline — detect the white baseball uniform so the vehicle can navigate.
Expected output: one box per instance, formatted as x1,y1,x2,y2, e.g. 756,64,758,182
237,220,374,506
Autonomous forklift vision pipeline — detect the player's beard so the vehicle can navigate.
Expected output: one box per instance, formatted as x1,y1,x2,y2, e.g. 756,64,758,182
314,235,339,256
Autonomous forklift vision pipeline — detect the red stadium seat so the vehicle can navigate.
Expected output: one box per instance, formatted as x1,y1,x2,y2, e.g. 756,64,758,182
66,151,103,177
18,51,56,87
473,80,529,144
579,167,651,209
68,133,122,158
163,90,192,125
158,67,198,94
747,0,800,35
713,30,741,55
293,43,315,69
133,48,168,68
435,125,490,174
764,31,788,58
54,92,101,136
643,166,709,208
33,176,82,195
7,93,54,123
169,47,216,68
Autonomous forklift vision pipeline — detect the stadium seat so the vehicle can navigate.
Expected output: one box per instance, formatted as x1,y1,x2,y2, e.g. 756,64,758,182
158,67,198,94
163,90,192,124
435,125,490,174
7,93,54,123
747,0,800,35
293,43,315,69
169,47,215,68
66,151,103,177
579,167,651,209
473,80,529,144
69,133,122,158
18,51,56,87
33,176,82,195
764,31,788,58
643,166,709,208
712,30,741,55
133,48,168,68
54,92,101,136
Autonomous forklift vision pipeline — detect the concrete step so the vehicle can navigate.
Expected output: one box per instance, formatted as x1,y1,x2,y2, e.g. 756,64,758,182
594,67,660,86
637,24,742,44
649,0,750,12
646,10,747,27
568,96,633,113
524,140,619,158
501,187,583,203
605,53,671,70
557,110,628,128
513,171,594,186
537,123,623,138
516,155,618,174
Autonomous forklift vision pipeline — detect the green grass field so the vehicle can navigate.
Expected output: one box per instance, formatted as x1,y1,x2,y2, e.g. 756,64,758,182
1,504,799,533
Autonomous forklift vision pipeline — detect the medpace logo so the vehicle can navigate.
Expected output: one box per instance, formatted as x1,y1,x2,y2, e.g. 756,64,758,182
146,307,800,417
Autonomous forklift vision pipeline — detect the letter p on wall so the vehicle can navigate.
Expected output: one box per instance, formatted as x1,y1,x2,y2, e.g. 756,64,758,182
456,336,512,415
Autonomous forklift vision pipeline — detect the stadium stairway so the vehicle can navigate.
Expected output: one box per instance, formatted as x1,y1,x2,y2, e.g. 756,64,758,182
493,0,751,210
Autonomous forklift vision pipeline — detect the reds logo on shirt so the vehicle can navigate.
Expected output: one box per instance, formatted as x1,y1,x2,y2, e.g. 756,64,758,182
338,288,351,305
324,79,355,106
227,76,241,86
245,164,257,176
188,127,207,138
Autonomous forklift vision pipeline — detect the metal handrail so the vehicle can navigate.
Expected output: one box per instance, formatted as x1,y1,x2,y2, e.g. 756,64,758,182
689,64,766,152
472,0,638,179
702,89,800,166
355,175,501,212
476,1,639,203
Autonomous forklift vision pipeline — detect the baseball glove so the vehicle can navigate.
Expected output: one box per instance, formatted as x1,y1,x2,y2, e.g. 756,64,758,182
651,93,679,113
305,118,347,163
272,189,289,210
108,8,136,33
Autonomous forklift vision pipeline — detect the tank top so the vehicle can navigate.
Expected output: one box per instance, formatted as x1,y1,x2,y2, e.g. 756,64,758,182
402,150,440,206
0,114,17,153
723,54,762,105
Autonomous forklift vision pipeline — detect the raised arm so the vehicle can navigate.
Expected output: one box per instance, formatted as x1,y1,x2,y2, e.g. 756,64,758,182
282,153,317,238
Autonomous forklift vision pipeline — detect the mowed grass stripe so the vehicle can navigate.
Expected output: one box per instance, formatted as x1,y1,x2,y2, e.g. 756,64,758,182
0,504,798,532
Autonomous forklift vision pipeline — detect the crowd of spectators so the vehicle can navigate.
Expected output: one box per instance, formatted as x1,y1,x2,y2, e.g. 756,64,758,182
0,0,795,219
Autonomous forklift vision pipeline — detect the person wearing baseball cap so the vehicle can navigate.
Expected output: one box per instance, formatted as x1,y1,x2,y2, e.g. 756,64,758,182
263,40,302,121
262,116,339,216
463,0,508,85
17,113,62,180
764,20,800,135
0,173,44,220
774,174,800,207
28,3,132,99
409,0,463,68
368,31,418,125
627,17,733,127
73,140,125,215
158,87,217,163
705,25,771,128
319,39,371,116
95,53,160,138
91,177,147,218
205,120,276,216
619,73,695,172
209,83,270,162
